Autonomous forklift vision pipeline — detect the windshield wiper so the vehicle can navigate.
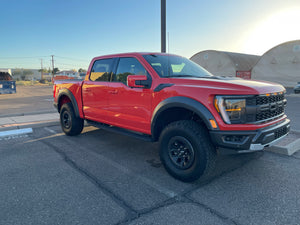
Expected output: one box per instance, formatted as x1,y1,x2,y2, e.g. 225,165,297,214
171,75,198,77
201,76,240,80
170,75,213,78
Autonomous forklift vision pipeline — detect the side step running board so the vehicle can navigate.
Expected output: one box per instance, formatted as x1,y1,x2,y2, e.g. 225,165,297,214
86,120,154,142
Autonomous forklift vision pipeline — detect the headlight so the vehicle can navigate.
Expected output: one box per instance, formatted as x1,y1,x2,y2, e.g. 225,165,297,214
214,96,246,124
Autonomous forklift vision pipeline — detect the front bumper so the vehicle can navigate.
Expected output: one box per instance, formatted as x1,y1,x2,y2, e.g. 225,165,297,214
210,118,290,154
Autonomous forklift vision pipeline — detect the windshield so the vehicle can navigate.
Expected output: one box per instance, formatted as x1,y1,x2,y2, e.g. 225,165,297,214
143,54,213,78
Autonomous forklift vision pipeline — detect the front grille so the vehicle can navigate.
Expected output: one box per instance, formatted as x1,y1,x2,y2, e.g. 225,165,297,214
246,93,286,123
256,107,284,121
274,125,288,139
256,94,285,105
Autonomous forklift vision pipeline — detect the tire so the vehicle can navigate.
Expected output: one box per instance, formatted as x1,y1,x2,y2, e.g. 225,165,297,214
60,102,84,136
159,120,216,182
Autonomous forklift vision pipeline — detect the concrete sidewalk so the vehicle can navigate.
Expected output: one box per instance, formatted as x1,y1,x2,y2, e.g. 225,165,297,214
0,112,59,134
0,111,299,156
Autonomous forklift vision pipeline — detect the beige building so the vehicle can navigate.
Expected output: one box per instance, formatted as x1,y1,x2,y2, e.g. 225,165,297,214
191,40,300,87
252,40,300,87
190,50,260,78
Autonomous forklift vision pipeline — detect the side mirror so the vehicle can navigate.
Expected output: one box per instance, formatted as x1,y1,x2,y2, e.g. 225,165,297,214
127,75,151,88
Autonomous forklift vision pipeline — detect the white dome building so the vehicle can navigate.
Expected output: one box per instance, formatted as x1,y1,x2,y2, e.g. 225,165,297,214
190,50,260,78
252,40,300,87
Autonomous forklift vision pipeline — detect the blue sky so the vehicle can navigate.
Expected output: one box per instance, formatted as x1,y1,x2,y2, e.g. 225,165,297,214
1,0,300,70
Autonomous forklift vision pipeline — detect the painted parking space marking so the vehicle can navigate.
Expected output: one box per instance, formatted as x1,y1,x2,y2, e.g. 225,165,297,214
0,128,33,138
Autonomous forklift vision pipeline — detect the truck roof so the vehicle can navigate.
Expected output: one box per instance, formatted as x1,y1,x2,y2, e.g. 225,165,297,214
91,52,179,61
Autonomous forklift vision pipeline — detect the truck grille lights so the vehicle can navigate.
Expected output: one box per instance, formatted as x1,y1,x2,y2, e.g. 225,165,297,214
215,92,286,124
214,96,246,124
214,98,220,113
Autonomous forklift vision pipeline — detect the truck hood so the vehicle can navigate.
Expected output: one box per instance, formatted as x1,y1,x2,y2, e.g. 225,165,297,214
170,76,285,95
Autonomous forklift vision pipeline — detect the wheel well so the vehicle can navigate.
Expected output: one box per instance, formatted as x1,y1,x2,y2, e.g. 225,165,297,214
58,95,71,113
152,107,206,141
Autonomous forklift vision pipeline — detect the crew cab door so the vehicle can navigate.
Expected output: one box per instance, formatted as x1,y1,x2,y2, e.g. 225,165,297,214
107,57,153,134
82,58,116,123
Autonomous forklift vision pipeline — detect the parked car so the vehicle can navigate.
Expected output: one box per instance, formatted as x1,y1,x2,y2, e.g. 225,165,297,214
294,82,300,94
0,72,16,94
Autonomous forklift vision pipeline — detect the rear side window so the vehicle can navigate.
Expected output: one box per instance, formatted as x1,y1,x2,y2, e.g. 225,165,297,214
113,57,147,84
90,58,114,82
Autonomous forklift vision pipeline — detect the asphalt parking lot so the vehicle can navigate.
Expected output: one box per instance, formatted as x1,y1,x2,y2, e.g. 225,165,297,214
1,124,300,224
0,86,300,224
285,89,300,132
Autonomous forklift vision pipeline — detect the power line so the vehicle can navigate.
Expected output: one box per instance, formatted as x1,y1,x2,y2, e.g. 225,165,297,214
55,56,90,62
0,56,49,59
0,55,89,70
0,55,88,62
56,62,88,67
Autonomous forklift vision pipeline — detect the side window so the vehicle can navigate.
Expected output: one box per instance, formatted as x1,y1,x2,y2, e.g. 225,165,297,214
90,58,114,82
114,57,147,84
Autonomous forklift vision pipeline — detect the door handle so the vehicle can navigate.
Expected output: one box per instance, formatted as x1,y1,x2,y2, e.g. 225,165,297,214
85,88,91,92
109,90,118,94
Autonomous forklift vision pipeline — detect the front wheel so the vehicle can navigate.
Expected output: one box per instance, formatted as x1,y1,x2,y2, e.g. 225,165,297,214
60,102,84,136
159,120,216,182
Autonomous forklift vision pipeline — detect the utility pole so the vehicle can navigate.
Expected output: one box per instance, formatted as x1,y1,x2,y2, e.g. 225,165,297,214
40,59,44,80
51,55,55,79
161,0,166,53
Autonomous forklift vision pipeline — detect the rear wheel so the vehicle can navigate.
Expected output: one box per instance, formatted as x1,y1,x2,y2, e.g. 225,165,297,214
60,102,84,136
159,120,216,182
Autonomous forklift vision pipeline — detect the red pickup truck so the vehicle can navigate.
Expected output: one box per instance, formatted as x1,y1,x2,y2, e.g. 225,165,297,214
53,52,290,182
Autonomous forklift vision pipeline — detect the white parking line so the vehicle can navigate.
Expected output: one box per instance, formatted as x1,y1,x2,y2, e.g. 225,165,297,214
44,127,57,134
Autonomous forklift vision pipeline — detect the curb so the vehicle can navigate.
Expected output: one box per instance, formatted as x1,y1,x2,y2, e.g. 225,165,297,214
0,120,60,134
266,131,300,156
0,110,57,118
266,139,300,156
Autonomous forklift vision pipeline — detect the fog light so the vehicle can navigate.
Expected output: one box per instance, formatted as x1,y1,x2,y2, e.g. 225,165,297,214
224,135,246,143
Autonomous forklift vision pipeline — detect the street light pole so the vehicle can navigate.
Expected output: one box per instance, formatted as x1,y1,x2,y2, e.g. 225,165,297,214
161,0,166,53
40,59,44,80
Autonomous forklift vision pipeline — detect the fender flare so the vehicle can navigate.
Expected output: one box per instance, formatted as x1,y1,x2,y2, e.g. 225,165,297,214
57,89,80,118
151,96,218,139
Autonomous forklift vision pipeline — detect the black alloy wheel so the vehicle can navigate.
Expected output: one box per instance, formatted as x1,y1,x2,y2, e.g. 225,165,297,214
62,110,72,129
60,102,84,136
168,136,195,170
159,120,216,182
